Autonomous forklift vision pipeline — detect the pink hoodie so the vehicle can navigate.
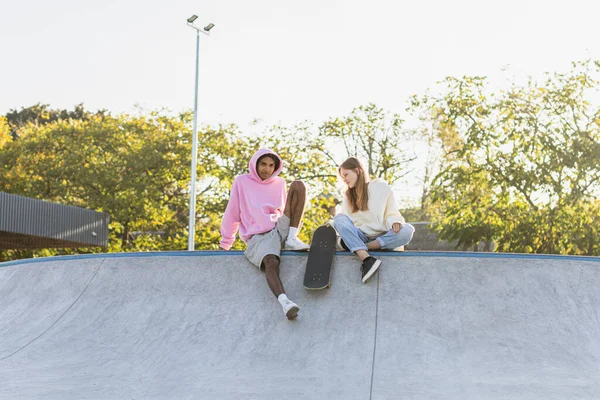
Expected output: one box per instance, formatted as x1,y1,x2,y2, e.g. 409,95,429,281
220,148,287,250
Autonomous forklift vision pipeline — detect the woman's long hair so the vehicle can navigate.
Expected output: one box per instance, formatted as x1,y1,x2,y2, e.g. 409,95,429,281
339,157,369,212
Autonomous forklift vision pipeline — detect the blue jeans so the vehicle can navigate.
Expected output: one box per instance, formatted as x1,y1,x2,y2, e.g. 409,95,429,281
333,214,415,253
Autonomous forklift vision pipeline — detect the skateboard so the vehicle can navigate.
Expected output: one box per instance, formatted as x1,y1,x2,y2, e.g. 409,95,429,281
303,225,336,290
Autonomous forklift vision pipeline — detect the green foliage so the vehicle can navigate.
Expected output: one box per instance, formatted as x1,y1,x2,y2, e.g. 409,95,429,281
3,59,600,261
5,103,99,140
400,207,431,223
1,109,199,258
0,107,344,260
416,60,600,255
208,124,341,248
0,117,11,149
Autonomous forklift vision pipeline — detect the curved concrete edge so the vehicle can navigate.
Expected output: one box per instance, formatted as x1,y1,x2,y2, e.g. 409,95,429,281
2,250,600,268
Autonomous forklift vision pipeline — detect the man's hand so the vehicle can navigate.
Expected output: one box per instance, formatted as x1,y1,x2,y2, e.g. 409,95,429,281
392,222,402,234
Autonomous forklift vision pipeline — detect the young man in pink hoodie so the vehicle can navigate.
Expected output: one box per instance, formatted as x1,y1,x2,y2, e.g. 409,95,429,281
220,148,310,320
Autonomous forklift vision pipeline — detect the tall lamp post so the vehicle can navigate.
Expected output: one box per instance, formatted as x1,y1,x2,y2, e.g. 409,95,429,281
186,15,215,251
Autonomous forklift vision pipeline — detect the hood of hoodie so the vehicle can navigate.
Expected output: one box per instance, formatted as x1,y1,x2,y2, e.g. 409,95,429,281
248,148,284,183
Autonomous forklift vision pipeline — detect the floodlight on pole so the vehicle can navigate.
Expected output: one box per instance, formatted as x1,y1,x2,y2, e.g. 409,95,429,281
186,16,215,251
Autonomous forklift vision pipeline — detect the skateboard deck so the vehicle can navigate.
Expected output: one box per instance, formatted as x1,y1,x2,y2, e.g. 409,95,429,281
304,225,336,290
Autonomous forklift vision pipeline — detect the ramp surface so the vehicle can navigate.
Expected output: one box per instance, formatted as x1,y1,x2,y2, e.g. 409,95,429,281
1,252,600,399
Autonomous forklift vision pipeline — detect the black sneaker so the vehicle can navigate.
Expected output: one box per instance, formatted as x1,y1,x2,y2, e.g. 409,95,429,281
336,237,349,251
361,256,381,283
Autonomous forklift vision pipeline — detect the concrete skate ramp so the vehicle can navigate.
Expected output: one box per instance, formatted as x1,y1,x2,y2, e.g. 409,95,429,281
1,252,600,399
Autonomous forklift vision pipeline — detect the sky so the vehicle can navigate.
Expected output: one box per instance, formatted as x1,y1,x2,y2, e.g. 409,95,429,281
2,0,599,203
2,0,599,126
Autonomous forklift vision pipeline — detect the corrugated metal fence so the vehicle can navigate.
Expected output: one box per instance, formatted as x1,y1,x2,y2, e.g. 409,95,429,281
0,192,109,250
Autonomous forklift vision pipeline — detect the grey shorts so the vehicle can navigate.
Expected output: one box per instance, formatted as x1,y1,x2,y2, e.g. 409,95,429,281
244,215,290,269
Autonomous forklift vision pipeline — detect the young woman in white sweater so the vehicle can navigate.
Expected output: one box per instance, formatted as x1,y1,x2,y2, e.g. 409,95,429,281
333,157,415,283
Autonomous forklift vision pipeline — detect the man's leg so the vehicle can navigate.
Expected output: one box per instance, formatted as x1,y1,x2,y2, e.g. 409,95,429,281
262,254,299,320
262,254,284,298
283,180,309,250
245,232,299,320
283,180,306,227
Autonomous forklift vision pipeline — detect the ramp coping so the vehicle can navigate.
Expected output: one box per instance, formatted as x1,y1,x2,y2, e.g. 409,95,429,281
2,250,600,267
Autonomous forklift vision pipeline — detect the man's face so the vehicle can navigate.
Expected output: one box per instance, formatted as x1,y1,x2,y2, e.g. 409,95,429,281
257,156,276,181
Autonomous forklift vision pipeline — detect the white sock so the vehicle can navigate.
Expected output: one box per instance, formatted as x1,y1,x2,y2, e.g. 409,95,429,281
288,227,299,239
278,294,289,304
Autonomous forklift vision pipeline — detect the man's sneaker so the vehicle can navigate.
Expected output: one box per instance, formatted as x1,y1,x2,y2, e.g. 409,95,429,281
336,236,349,251
281,299,299,320
284,236,310,251
361,256,381,283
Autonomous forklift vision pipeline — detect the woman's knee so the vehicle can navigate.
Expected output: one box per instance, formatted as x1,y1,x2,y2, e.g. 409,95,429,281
333,214,353,231
334,213,352,225
396,223,415,242
402,223,415,235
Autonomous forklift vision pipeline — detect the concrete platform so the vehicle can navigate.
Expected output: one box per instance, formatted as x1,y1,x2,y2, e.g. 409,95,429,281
1,251,600,399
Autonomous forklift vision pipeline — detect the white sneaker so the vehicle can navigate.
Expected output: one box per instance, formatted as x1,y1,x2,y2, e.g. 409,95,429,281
284,236,310,251
281,299,299,320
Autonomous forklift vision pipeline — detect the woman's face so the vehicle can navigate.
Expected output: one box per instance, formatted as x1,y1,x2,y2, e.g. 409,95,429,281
339,167,359,188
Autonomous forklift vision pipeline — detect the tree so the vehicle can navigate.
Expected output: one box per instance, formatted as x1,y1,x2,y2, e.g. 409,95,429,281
217,128,340,246
0,117,11,150
248,105,420,242
415,60,600,254
5,103,99,140
0,110,225,256
0,108,341,258
319,103,416,183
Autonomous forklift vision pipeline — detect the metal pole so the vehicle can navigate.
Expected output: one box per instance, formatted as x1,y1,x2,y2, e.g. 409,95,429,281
188,29,200,251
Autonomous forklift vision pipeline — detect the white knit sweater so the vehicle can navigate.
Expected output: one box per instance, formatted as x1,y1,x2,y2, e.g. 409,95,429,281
340,179,405,237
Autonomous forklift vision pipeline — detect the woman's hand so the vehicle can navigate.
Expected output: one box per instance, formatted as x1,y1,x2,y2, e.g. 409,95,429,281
392,222,402,233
